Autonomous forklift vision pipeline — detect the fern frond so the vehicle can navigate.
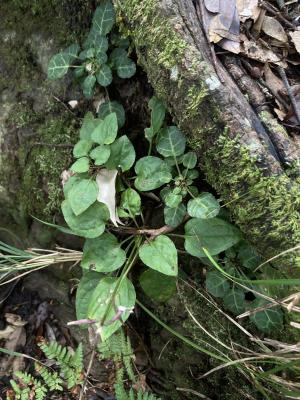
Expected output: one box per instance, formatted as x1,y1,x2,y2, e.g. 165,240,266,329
129,388,135,400
10,380,22,395
99,329,136,383
114,367,129,400
38,341,83,388
20,388,30,400
34,382,48,400
99,330,124,358
36,364,63,391
121,332,136,382
137,390,161,400
14,371,36,386
38,341,71,365
70,342,84,372
10,379,31,400
60,364,78,389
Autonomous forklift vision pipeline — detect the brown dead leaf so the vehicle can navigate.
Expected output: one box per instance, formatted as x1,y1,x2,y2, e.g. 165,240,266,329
274,108,286,121
241,34,286,66
264,63,285,96
204,0,219,13
0,313,27,376
290,30,300,55
202,0,241,53
237,0,260,22
262,16,288,43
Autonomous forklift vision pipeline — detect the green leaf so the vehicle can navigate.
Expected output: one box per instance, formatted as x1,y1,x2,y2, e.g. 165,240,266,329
70,157,90,173
238,242,262,269
74,66,85,78
164,204,186,228
82,75,96,99
223,288,246,315
96,64,112,87
249,299,283,333
139,269,176,302
64,43,80,59
139,235,178,276
96,51,108,65
164,192,182,208
79,48,95,60
182,152,197,169
160,187,172,202
47,44,80,81
134,156,172,191
73,140,93,158
80,112,100,140
48,53,72,80
184,218,241,258
185,169,199,180
188,186,199,197
187,193,220,219
149,96,166,137
90,145,111,165
76,271,103,321
205,271,230,298
63,175,85,198
68,179,98,216
88,277,136,341
120,188,141,216
92,1,115,36
156,126,186,158
81,233,126,272
116,59,136,79
164,156,183,167
91,112,118,145
62,200,109,238
109,48,128,67
105,135,135,172
98,101,125,128
83,30,109,51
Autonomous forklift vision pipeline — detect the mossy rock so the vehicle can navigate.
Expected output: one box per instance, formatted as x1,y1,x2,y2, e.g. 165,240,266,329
0,0,95,231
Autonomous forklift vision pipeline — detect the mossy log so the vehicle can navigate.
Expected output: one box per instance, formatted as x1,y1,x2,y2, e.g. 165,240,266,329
116,0,300,270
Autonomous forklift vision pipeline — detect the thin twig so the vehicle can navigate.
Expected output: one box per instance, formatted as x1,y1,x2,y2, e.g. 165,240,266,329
112,215,189,238
278,66,300,125
79,347,97,400
258,1,295,28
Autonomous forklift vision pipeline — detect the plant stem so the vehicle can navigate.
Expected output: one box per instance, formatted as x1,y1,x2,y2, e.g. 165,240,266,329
111,215,189,238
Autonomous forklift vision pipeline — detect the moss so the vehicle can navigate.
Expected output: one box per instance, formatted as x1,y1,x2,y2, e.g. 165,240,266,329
20,114,76,218
203,132,300,268
185,84,208,119
117,0,187,70
259,110,288,138
0,0,95,223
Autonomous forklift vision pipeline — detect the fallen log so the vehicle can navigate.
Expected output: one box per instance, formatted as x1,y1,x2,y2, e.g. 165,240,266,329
115,0,300,270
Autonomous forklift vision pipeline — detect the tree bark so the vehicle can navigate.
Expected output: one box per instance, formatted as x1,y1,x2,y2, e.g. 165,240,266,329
116,0,300,271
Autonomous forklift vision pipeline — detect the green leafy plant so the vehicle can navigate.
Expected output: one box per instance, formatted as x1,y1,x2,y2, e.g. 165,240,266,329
47,0,136,98
204,245,284,333
59,92,242,343
8,341,83,399
45,0,286,347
